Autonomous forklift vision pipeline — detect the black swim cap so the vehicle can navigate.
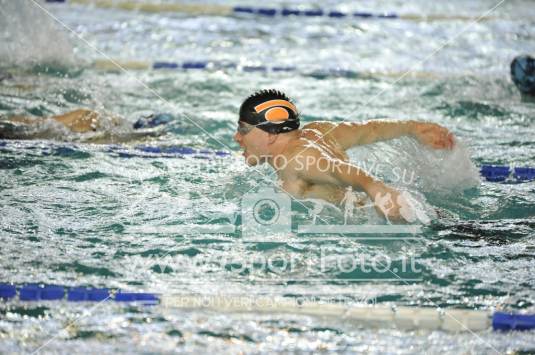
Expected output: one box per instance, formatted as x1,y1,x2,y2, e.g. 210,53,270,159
511,55,535,96
239,89,300,134
133,113,173,129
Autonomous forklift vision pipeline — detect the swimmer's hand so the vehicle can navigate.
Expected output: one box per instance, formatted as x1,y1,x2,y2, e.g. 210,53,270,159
367,183,406,222
412,122,455,150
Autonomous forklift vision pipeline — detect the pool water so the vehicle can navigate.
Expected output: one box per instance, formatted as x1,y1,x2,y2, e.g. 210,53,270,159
1,0,535,353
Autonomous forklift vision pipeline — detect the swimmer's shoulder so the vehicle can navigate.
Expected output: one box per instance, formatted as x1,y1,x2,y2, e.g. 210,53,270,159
301,121,347,148
302,120,338,135
299,121,349,159
286,127,335,160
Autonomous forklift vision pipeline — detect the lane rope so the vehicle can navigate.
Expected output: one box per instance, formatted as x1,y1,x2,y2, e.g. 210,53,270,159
480,165,535,182
1,283,534,332
45,0,498,21
91,58,443,79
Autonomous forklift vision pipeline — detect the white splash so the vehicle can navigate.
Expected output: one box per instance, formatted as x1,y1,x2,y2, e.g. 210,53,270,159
348,137,480,195
0,0,74,66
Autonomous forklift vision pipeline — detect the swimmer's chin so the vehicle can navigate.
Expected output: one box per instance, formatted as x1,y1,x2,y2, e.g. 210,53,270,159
245,158,260,166
243,152,262,166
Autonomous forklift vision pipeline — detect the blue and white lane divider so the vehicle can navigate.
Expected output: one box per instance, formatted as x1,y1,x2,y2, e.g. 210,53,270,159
0,140,232,160
480,165,535,182
1,140,534,183
45,0,396,18
1,283,535,332
232,6,398,19
46,0,496,21
46,0,464,21
93,58,318,76
90,59,444,80
108,145,232,159
95,58,425,80
0,283,157,303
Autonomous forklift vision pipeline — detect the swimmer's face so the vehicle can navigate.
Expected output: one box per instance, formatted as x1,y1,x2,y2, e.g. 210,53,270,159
234,122,270,166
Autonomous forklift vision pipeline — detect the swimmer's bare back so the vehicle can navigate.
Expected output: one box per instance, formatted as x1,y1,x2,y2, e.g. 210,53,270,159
52,109,102,132
8,109,101,133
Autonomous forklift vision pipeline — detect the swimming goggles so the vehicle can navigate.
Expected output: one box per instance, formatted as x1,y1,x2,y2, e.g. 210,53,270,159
237,118,301,135
237,121,257,135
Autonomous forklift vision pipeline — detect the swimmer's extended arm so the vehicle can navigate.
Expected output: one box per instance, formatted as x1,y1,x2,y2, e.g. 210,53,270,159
5,115,43,125
292,148,405,221
5,109,103,133
310,120,455,150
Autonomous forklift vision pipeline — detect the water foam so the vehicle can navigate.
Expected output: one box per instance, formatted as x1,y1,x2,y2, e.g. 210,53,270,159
0,0,74,66
348,137,480,195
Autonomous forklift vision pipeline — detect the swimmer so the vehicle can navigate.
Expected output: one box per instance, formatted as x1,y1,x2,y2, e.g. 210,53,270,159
234,89,455,221
0,109,172,140
511,55,535,101
5,109,111,133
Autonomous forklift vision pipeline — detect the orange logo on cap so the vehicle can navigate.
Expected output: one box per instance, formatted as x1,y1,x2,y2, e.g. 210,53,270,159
254,99,297,123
